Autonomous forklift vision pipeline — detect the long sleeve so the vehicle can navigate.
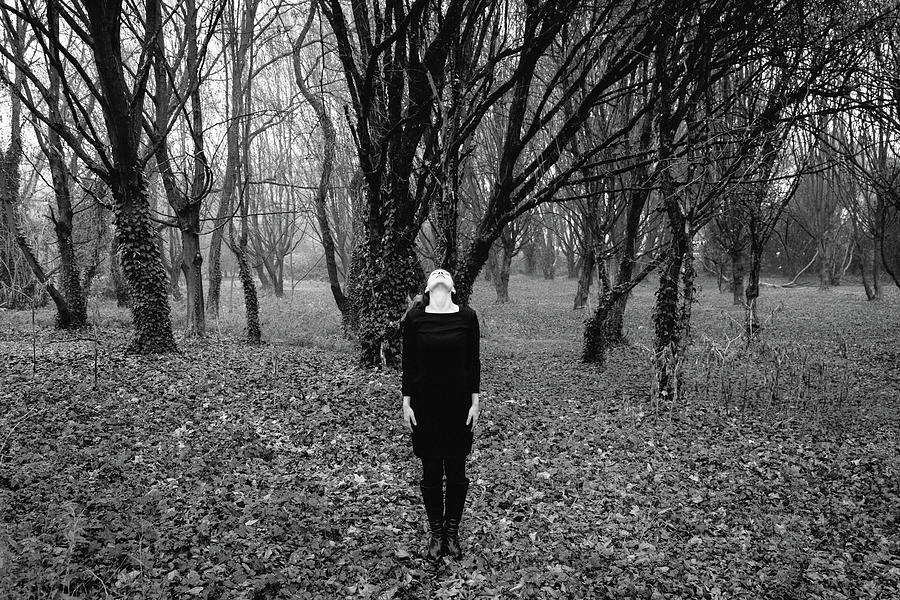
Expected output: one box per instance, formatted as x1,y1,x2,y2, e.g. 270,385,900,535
469,309,481,394
401,313,417,396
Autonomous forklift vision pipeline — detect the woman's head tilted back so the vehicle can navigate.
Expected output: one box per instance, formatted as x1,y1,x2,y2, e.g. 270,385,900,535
402,268,457,325
423,268,458,306
424,268,456,296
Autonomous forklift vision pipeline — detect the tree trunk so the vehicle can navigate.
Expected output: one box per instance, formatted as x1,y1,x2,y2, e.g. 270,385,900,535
573,227,594,309
522,231,537,276
233,220,261,343
167,228,183,301
0,209,28,308
179,0,207,337
230,15,263,343
860,244,876,301
588,111,655,353
148,0,214,341
540,230,556,280
49,188,85,329
208,0,258,317
872,192,886,297
255,263,271,289
596,249,611,296
849,204,878,301
44,9,87,328
565,243,578,279
830,241,848,286
678,239,697,349
881,198,900,289
872,233,883,299
1,11,79,326
237,147,261,340
112,178,177,352
170,269,183,300
592,186,647,348
652,238,685,403
237,251,261,342
80,202,106,296
486,242,498,284
493,234,514,303
206,195,229,315
1,193,75,324
181,229,205,336
745,244,763,334
604,294,628,345
85,0,175,353
650,30,686,403
817,238,831,290
345,212,415,365
0,25,77,328
293,27,347,315
109,235,130,307
730,249,745,305
268,257,284,298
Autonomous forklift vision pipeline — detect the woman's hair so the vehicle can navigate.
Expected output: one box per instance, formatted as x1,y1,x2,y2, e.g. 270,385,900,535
401,292,424,329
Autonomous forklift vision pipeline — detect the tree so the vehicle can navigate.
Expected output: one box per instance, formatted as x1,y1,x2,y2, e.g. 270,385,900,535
0,9,78,329
207,0,260,318
645,0,885,398
293,4,348,314
0,0,178,352
147,0,220,336
819,23,900,291
318,0,481,364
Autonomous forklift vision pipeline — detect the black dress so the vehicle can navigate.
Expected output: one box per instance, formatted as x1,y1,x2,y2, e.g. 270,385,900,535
401,305,481,458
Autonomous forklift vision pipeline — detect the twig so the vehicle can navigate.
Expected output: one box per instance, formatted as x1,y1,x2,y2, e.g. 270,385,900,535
83,567,110,598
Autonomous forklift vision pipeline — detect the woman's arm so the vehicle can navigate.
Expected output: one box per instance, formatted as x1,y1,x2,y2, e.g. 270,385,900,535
401,314,418,429
469,309,481,397
466,309,481,427
401,313,417,399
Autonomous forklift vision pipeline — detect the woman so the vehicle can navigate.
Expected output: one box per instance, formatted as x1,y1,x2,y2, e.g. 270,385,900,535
400,268,481,560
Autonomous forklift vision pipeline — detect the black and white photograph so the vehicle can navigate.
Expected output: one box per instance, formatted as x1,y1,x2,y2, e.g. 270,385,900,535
1,0,899,597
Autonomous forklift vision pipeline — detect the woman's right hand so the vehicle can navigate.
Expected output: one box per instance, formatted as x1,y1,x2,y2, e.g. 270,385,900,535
402,403,417,431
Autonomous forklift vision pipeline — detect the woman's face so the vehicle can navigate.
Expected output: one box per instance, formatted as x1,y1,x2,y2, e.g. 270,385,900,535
426,269,454,293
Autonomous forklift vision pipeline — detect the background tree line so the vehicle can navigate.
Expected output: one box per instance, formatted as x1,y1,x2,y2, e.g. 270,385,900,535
0,0,898,400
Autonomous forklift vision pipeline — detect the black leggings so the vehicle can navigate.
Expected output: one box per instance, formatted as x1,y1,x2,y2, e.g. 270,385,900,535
420,456,466,487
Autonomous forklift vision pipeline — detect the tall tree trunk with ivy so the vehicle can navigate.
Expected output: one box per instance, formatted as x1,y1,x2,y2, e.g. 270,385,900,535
581,85,658,363
319,0,472,366
649,10,688,402
84,0,175,353
232,210,261,343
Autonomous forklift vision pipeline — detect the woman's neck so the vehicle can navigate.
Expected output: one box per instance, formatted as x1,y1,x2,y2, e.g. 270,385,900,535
427,293,456,312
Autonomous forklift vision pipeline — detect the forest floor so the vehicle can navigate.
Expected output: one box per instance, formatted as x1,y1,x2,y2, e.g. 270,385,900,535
1,275,899,599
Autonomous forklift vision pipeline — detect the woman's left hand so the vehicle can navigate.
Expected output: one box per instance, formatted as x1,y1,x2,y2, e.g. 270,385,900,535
466,402,480,431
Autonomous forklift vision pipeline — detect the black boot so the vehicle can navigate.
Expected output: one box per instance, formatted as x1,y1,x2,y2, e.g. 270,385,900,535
419,482,444,560
442,476,469,559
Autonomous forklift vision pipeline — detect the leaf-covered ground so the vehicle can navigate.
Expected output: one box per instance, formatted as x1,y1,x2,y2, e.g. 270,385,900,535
1,276,898,599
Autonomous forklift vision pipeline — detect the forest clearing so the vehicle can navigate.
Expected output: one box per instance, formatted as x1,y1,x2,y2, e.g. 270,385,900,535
2,275,898,599
2,0,900,597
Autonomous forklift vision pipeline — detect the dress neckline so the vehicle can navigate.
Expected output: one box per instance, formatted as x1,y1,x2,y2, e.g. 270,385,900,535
423,305,461,315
